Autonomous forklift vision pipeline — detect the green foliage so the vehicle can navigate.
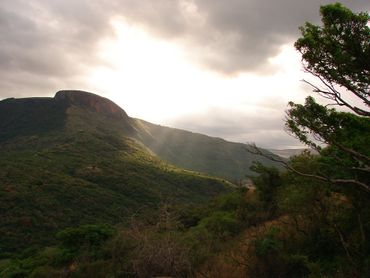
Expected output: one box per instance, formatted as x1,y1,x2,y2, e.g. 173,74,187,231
0,98,230,255
254,227,282,257
213,190,247,211
8,167,368,277
198,211,242,240
250,162,282,214
29,265,60,278
286,97,370,154
56,224,115,257
283,9,370,275
295,2,369,112
0,224,115,277
286,99,370,193
0,248,60,278
0,98,68,143
288,2,370,193
272,152,370,276
0,190,253,277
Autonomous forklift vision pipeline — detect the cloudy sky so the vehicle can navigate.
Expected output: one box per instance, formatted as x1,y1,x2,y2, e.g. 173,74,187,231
0,0,369,149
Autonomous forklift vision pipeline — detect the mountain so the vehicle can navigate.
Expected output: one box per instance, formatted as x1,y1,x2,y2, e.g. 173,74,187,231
133,119,281,180
0,90,231,253
1,90,281,181
0,90,283,253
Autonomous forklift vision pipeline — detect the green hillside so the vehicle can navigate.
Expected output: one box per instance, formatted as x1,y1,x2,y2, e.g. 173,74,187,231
0,91,230,253
133,119,281,180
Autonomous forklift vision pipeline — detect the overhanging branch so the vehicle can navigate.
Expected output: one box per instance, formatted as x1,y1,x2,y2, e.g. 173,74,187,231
302,79,370,117
247,144,370,193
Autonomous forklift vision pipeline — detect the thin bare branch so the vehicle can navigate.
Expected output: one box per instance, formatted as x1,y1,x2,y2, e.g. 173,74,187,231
304,67,370,108
302,79,370,117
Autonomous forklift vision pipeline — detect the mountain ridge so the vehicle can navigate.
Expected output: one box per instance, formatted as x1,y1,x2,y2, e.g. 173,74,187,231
0,91,231,252
0,90,282,179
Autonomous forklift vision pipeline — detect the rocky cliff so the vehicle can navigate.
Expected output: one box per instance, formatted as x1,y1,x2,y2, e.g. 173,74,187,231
55,90,129,120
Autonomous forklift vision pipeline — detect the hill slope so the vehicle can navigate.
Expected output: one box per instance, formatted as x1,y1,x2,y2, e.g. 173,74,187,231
0,91,230,253
1,91,281,182
133,119,281,180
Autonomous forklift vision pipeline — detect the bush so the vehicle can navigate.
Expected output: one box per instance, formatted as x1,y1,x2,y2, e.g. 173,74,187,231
57,224,115,251
199,211,242,240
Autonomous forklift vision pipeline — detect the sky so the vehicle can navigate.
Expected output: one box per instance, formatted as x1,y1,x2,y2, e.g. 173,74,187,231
0,0,369,149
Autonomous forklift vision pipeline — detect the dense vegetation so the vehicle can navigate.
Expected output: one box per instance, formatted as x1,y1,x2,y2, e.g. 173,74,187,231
2,153,369,277
0,187,269,277
0,2,368,277
0,97,230,255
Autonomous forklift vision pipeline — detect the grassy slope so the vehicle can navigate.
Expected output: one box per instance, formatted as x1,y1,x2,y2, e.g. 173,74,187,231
134,119,282,180
0,100,230,253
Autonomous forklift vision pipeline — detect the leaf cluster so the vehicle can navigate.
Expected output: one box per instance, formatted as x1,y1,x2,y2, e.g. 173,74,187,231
295,3,369,109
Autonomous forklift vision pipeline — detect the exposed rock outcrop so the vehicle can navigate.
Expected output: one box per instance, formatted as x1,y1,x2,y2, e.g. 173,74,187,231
55,90,129,119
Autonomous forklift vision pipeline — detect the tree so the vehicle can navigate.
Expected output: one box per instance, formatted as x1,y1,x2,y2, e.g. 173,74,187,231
285,3,370,193
246,5,370,275
294,3,369,116
250,162,282,214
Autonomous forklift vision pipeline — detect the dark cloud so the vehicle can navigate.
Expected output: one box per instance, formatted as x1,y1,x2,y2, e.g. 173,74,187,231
0,0,369,98
113,0,369,74
0,0,112,97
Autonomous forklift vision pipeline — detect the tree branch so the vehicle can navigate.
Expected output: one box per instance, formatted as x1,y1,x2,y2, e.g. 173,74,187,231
246,144,370,193
332,140,370,165
302,78,370,117
303,65,370,109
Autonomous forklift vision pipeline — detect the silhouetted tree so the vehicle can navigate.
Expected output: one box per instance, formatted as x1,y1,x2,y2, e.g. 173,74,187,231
286,3,370,193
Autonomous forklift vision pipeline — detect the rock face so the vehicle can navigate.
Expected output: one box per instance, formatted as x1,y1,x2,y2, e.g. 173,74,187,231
55,90,129,119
